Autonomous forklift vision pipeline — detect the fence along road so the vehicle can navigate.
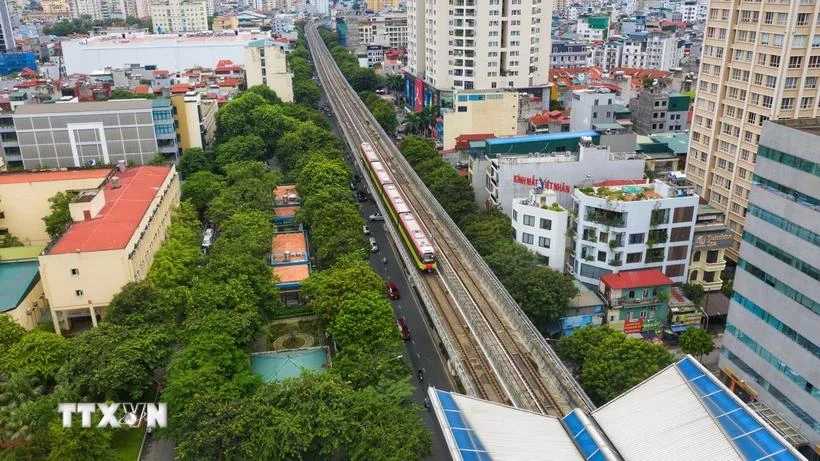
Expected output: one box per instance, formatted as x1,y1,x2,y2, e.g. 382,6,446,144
306,22,594,416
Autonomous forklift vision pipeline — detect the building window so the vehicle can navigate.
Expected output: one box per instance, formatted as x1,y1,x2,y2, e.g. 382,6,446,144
692,250,701,262
75,289,84,296
629,233,645,244
539,218,552,230
70,268,80,275
522,232,534,244
522,214,535,226
665,264,685,278
597,251,607,262
626,252,642,263
670,227,691,242
512,210,518,221
673,206,695,223
667,246,688,261
646,248,665,263
538,236,550,248
650,208,669,225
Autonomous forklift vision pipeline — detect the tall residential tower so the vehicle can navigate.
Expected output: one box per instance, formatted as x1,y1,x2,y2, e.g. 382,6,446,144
686,2,820,260
406,0,552,92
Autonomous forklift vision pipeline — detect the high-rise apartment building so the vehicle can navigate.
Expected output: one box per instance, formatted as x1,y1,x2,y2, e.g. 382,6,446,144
150,0,209,33
686,2,820,260
718,119,819,453
0,0,16,53
406,0,552,92
244,39,293,103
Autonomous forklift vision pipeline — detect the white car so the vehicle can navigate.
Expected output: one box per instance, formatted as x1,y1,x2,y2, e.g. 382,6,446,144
363,225,371,235
369,213,385,222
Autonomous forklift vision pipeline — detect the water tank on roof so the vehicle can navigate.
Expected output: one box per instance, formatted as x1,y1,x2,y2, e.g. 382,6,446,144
580,136,593,146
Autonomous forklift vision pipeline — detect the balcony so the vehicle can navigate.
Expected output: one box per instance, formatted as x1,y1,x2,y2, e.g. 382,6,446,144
585,208,626,228
615,296,660,307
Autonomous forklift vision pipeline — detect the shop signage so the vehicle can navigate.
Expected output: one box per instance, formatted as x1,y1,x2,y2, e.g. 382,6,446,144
671,312,702,326
513,175,571,193
693,232,733,250
623,318,643,334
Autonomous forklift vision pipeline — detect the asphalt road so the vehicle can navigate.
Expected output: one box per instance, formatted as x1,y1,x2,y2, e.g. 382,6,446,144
333,105,454,459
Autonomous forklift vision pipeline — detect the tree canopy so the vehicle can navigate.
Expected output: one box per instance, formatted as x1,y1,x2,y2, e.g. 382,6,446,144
679,328,714,359
42,191,78,240
557,326,674,404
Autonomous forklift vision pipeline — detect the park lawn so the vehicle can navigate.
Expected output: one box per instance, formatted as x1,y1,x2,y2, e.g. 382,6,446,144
111,428,144,461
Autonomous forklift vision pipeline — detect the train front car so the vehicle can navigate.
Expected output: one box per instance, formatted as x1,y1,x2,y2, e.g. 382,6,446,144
400,212,437,271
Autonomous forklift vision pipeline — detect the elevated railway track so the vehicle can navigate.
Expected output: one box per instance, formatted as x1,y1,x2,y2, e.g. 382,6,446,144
306,23,594,416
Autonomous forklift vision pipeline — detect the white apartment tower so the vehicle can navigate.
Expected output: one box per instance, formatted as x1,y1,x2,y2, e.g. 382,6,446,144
406,0,552,91
686,1,820,260
150,0,209,33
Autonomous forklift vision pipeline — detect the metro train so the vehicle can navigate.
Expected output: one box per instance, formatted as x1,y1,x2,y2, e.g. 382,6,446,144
360,142,437,271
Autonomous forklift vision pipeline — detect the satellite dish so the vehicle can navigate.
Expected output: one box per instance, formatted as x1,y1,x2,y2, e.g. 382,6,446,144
87,159,96,166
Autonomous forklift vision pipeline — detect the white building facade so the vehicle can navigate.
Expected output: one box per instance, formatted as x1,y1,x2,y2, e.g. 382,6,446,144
406,0,552,91
571,178,700,284
244,39,293,102
150,0,208,33
511,188,568,271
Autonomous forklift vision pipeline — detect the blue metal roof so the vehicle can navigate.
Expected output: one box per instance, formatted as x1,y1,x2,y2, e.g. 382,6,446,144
435,389,491,461
485,131,599,146
675,357,802,461
562,411,607,461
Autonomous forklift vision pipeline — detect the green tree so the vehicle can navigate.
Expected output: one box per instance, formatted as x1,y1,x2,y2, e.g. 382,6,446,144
384,74,403,93
288,56,313,81
293,79,321,107
679,327,715,360
173,392,255,461
368,97,398,134
47,413,117,461
57,323,174,401
0,331,70,383
0,315,26,350
308,201,367,268
681,282,705,306
302,257,385,327
0,371,45,443
178,147,217,178
215,134,267,166
181,170,223,215
109,88,154,99
247,84,282,105
558,326,673,404
207,161,278,225
215,92,269,141
0,233,24,247
42,191,78,240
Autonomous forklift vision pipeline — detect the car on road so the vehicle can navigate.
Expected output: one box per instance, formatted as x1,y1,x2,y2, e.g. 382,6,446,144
396,317,411,340
369,212,385,221
386,281,400,299
363,225,371,235
369,237,379,252
357,190,369,202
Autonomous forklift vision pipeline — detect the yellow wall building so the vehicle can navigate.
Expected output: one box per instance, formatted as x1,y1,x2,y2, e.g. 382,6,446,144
366,0,398,11
0,169,112,246
687,205,731,292
244,39,293,103
0,246,48,330
40,0,70,16
171,91,217,150
211,15,238,32
442,91,519,150
38,165,180,334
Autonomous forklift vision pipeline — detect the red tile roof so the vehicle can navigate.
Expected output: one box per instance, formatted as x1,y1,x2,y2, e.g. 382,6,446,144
600,269,674,289
531,110,570,126
171,83,192,94
153,69,169,76
133,84,150,94
0,168,110,185
20,67,37,76
48,166,172,255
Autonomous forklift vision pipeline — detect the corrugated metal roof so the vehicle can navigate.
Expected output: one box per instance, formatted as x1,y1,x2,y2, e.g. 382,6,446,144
593,363,742,461
485,130,599,146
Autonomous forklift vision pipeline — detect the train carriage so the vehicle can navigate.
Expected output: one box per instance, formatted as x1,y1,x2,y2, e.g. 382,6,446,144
359,142,436,271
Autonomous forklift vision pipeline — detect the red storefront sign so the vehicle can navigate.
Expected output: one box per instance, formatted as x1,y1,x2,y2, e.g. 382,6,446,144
512,175,571,193
623,318,644,334
415,78,424,112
